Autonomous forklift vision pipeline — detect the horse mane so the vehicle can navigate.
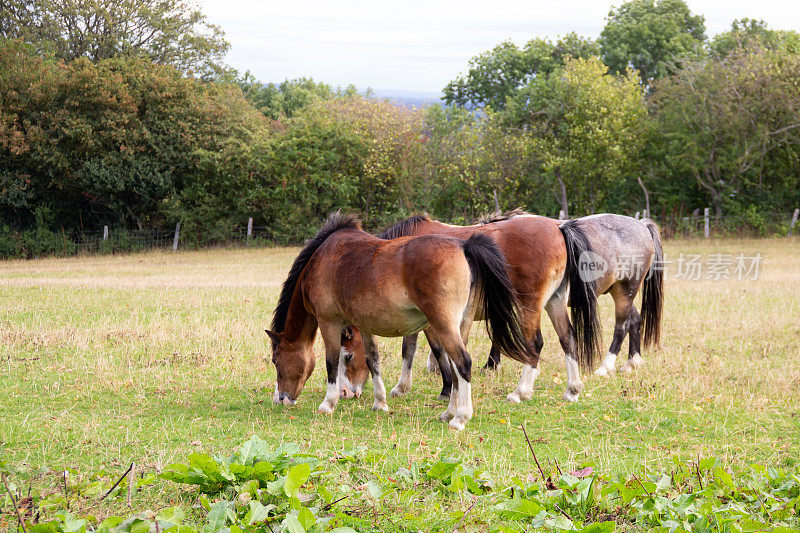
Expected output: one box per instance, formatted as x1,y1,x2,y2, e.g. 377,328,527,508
377,213,431,239
271,211,362,338
477,207,529,224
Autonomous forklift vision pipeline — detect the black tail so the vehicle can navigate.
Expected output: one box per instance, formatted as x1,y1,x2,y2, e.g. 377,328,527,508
462,234,536,365
559,221,602,371
642,220,664,349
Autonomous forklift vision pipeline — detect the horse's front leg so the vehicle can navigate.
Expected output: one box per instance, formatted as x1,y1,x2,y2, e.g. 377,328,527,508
318,323,344,414
390,333,418,397
362,332,389,411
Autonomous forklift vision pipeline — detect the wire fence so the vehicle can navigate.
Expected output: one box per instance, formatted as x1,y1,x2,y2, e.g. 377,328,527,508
6,209,799,259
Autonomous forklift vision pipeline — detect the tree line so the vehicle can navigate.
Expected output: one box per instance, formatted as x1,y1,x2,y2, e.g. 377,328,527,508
1,0,800,257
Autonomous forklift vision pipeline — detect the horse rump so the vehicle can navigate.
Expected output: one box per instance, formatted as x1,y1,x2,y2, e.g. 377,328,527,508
461,234,536,365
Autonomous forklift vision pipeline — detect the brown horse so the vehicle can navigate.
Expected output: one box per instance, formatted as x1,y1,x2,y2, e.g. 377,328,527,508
266,212,535,430
343,211,602,404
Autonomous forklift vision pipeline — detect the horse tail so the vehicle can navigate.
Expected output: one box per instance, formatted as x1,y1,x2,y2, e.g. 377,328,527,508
462,234,536,365
559,221,602,371
641,219,664,349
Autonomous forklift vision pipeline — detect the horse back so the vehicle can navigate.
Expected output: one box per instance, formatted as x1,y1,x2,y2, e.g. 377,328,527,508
303,231,471,337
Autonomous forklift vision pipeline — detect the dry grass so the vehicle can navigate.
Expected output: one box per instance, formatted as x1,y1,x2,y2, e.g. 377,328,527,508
1,238,799,519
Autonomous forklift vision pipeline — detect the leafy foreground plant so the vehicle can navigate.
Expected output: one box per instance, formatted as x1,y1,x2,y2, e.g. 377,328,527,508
2,437,799,532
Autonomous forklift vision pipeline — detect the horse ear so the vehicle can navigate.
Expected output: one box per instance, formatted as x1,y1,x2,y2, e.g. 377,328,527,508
265,329,281,344
342,326,354,340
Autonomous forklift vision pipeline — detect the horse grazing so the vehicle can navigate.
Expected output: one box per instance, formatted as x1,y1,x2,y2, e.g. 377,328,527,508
340,326,368,398
356,210,602,404
482,213,664,375
266,211,535,430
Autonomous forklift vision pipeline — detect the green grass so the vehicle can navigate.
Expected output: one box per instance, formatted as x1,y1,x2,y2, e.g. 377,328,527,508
1,238,799,528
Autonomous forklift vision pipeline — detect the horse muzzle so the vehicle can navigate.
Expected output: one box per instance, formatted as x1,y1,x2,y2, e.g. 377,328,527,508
273,388,296,406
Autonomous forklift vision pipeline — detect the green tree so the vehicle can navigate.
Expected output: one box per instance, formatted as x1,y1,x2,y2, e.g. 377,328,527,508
503,57,650,215
0,39,264,231
232,75,358,120
599,0,705,86
0,0,228,74
442,33,599,110
710,19,800,57
652,45,800,216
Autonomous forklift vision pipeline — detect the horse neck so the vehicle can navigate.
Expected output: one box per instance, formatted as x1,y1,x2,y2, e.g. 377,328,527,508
281,282,318,347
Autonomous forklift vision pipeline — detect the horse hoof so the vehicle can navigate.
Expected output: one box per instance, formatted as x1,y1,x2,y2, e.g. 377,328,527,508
620,354,644,374
562,390,579,403
317,402,335,414
439,411,454,422
448,418,466,431
340,387,355,399
371,401,389,412
389,386,407,398
437,394,450,402
595,366,611,377
507,392,522,404
482,364,500,373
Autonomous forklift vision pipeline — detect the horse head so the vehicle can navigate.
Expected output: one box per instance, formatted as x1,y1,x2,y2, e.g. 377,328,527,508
266,329,315,405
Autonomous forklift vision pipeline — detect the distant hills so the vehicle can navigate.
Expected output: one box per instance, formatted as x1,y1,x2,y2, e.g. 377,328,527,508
369,89,444,108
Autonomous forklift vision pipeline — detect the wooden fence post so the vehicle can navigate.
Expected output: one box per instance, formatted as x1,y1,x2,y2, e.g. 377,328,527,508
493,190,500,212
704,207,710,238
789,208,799,235
247,217,253,242
635,211,640,220
172,221,181,251
558,210,565,220
103,226,108,240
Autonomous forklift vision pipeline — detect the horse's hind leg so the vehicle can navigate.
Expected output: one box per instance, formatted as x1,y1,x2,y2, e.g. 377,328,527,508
424,328,453,400
507,328,542,404
390,334,418,397
483,345,502,371
428,326,473,430
361,332,389,411
545,293,583,402
595,288,628,376
621,306,644,373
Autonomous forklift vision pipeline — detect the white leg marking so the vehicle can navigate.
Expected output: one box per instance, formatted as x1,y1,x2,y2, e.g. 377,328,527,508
449,367,472,431
371,373,389,411
620,353,644,374
390,358,413,397
426,352,439,373
318,381,339,414
440,378,458,423
563,355,583,403
338,348,356,399
507,364,539,403
595,352,618,377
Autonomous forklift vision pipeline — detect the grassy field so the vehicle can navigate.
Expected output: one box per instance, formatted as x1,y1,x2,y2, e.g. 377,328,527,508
1,237,799,529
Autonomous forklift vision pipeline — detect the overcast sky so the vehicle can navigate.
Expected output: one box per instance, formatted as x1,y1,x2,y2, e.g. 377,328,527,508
197,0,800,93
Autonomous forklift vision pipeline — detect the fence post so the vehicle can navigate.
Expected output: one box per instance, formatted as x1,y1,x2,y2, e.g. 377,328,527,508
103,226,108,240
172,221,181,251
247,217,253,242
493,190,500,212
635,211,640,220
789,208,800,235
704,207,710,238
558,210,565,220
